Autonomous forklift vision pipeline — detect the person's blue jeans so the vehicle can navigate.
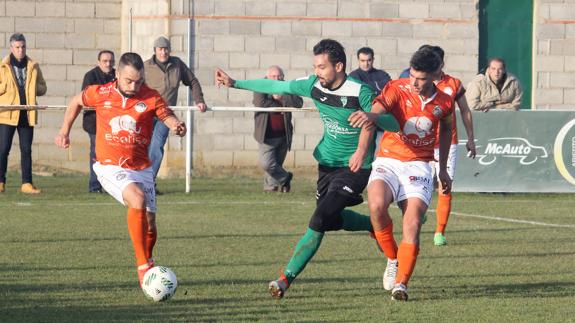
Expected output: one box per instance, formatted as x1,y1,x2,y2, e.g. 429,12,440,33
88,133,102,192
148,118,170,179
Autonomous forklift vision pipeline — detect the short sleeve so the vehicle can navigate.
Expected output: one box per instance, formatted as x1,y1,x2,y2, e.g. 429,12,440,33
82,85,99,107
373,82,401,113
358,84,376,112
155,95,175,121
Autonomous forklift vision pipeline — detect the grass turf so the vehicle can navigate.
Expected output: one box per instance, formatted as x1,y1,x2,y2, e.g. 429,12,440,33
1,173,574,322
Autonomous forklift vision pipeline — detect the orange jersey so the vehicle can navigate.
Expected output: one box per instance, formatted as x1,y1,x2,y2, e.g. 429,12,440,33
374,78,455,162
435,73,465,146
82,81,175,170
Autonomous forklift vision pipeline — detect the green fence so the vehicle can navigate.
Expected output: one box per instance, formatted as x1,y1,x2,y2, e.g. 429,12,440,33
454,111,575,192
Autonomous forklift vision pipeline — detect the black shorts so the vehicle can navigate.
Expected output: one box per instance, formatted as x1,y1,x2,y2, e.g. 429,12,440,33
316,164,371,207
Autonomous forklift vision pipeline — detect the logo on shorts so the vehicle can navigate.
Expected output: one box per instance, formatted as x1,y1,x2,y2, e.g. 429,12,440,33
116,172,126,181
135,102,147,113
342,185,354,194
375,167,385,173
409,176,430,184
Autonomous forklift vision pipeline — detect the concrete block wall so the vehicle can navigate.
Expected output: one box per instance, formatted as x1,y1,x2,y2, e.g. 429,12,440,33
0,0,122,176
147,0,481,176
2,0,574,177
535,0,575,110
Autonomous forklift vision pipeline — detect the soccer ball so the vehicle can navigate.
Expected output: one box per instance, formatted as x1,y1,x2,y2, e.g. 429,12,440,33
141,266,178,302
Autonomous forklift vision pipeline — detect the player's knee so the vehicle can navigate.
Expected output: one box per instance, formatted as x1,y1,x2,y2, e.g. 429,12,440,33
368,197,389,218
124,185,146,209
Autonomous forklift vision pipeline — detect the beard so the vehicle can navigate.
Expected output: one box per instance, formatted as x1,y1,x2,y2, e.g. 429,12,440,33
118,88,136,98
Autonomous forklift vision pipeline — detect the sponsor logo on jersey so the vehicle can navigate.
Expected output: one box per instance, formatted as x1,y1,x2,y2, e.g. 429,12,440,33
105,115,147,145
403,116,433,139
98,84,113,95
110,115,141,135
406,100,413,108
323,116,356,139
135,102,147,113
103,101,112,109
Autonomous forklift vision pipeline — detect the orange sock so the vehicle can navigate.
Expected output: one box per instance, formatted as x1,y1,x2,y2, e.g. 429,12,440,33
146,228,157,261
435,193,452,234
127,208,149,267
396,242,420,286
373,223,398,259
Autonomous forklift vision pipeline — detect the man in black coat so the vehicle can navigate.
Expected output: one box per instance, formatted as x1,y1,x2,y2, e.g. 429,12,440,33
81,50,115,193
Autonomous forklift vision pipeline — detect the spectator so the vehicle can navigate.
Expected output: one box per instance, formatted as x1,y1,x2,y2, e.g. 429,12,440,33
466,57,523,111
81,50,116,193
0,33,47,194
253,65,303,193
144,36,207,190
349,47,391,92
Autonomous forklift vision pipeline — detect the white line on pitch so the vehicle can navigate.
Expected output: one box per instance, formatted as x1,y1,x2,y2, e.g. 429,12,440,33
11,200,575,229
439,210,575,229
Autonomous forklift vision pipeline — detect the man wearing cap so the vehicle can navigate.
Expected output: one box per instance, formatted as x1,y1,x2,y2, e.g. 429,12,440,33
144,36,207,189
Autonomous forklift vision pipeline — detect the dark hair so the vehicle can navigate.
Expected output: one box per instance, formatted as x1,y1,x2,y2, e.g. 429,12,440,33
487,57,506,70
98,50,115,61
118,52,144,71
9,33,26,44
410,48,442,74
418,44,444,62
356,47,374,58
313,39,346,70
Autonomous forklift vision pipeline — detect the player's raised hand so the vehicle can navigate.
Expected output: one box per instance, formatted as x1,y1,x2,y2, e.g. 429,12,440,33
54,133,70,149
215,68,235,88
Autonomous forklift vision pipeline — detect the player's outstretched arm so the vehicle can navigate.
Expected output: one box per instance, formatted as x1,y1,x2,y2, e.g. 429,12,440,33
215,67,299,97
55,93,83,149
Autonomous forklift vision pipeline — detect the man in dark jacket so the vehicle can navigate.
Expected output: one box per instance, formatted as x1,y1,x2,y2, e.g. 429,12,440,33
144,36,206,186
349,47,391,92
253,66,303,192
81,50,115,193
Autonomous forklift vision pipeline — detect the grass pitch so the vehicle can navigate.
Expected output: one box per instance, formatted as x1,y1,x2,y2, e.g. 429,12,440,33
1,172,575,322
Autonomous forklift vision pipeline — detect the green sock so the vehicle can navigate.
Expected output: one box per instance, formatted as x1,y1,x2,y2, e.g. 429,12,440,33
341,209,373,232
284,228,324,284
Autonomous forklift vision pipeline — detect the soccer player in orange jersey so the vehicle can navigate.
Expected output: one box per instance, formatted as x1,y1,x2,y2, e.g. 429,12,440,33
424,45,476,246
55,53,186,287
349,48,454,301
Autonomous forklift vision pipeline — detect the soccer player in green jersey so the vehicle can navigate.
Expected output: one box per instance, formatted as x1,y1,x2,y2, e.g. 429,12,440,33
216,39,399,299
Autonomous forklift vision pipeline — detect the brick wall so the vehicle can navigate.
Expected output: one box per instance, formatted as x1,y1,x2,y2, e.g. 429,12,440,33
535,0,575,110
1,0,121,172
2,0,573,177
